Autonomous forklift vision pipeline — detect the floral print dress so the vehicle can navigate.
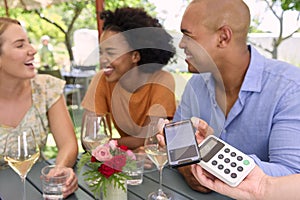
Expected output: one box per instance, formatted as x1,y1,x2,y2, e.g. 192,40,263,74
0,75,65,169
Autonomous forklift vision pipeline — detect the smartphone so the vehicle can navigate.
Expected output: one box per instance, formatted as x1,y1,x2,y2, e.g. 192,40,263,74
198,135,255,187
163,120,200,167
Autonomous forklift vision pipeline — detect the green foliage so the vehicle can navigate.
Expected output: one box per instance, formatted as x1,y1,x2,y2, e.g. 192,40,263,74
77,152,91,171
249,18,265,33
77,151,129,197
105,0,156,15
0,0,154,63
274,0,300,10
249,0,300,58
42,145,58,159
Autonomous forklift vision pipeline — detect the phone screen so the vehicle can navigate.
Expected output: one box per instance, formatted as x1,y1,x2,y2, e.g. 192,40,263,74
164,120,200,167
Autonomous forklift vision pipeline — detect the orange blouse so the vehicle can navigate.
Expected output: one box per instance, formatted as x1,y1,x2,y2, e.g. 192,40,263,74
94,70,176,138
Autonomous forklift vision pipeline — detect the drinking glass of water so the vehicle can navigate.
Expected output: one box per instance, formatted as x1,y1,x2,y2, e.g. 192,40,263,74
123,152,146,185
41,165,69,200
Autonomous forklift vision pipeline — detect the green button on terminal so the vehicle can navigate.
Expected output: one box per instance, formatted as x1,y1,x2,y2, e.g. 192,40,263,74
243,160,250,165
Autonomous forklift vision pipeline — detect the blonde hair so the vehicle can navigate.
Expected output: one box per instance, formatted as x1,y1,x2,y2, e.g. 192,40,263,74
0,17,21,55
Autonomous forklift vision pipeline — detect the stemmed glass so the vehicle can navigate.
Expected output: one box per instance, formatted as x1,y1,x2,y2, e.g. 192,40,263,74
4,127,40,200
144,124,172,200
81,113,111,151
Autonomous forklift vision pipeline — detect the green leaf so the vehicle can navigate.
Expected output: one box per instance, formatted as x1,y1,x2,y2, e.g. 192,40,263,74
77,152,92,173
78,152,129,198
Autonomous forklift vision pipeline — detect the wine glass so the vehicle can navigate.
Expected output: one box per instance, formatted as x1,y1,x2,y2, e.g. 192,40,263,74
144,124,172,200
4,127,40,200
81,113,111,151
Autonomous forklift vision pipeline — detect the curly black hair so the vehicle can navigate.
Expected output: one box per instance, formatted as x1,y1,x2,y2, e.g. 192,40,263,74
100,7,176,73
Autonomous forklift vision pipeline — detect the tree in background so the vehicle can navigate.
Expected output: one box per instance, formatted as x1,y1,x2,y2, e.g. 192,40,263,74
249,0,300,59
0,0,155,66
34,0,155,63
34,1,92,63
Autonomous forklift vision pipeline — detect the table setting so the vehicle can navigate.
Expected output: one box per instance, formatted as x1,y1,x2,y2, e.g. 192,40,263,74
0,120,232,200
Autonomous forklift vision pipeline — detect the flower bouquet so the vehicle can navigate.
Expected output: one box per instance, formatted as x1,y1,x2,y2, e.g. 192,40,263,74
77,140,136,198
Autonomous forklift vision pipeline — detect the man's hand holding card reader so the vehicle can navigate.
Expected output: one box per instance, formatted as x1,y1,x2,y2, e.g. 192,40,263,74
198,135,255,187
164,120,255,187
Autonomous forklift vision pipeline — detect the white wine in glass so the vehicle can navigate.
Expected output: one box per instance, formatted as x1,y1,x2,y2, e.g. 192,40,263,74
82,113,110,151
144,126,172,200
4,127,40,200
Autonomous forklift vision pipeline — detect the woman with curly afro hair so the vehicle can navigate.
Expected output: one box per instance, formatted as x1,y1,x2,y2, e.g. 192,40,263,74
81,7,177,150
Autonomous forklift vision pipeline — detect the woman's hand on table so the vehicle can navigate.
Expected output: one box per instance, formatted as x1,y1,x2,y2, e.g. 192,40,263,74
63,167,78,198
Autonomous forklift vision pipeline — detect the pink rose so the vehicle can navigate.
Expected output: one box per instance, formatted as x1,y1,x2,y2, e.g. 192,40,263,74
108,140,118,150
126,150,136,160
92,146,112,162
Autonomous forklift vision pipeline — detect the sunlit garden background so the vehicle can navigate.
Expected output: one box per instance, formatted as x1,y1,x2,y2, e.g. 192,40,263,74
1,0,299,159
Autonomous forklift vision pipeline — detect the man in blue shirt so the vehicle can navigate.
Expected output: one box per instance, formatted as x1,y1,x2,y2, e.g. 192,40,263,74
175,0,300,193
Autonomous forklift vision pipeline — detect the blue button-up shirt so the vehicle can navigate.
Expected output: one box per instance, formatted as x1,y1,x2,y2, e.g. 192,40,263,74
174,46,300,176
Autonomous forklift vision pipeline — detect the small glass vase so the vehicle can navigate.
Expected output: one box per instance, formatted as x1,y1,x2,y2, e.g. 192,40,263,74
101,182,127,200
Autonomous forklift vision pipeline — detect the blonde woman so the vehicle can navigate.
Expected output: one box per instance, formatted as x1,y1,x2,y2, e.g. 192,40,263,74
0,17,78,198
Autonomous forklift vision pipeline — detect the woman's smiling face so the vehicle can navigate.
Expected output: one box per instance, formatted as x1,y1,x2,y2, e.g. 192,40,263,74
0,23,36,79
99,30,140,83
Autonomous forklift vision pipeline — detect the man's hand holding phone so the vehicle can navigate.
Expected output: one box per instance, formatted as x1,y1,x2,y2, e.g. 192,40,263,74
190,117,214,143
163,120,201,167
157,117,213,146
157,117,214,193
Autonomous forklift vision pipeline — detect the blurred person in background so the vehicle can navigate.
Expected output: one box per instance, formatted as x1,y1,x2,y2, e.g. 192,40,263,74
38,35,55,69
